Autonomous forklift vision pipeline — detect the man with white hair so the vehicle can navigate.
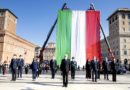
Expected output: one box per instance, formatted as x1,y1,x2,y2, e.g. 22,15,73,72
60,54,70,87
50,56,57,79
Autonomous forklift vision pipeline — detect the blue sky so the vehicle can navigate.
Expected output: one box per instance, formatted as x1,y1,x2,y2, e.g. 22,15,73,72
0,0,130,46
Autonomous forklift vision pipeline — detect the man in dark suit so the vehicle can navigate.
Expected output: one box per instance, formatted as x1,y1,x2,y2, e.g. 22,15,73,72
10,54,18,81
70,57,76,79
50,57,57,79
91,56,98,82
60,54,70,87
111,58,117,82
102,57,109,80
86,59,91,79
17,55,24,78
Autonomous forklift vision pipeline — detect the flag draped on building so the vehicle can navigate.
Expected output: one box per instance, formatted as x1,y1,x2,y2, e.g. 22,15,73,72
56,10,101,66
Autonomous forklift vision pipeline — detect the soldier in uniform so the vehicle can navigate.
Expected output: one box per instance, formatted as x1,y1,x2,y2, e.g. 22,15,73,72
60,54,70,87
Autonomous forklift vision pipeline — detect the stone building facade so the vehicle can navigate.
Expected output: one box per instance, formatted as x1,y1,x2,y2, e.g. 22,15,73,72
43,42,55,60
101,8,130,62
0,9,36,64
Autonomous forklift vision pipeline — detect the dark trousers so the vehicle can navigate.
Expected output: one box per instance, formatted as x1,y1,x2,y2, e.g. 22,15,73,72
86,69,91,78
71,70,75,79
12,69,16,81
37,69,41,77
97,70,100,79
18,67,23,78
2,68,6,75
104,70,109,80
112,71,116,82
63,72,68,87
25,69,28,74
51,69,55,79
92,70,97,82
32,70,37,80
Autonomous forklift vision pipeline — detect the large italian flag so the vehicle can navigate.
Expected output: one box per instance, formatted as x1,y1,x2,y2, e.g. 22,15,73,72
56,10,101,66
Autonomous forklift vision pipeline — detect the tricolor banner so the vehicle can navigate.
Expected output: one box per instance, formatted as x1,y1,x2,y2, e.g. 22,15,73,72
56,10,101,66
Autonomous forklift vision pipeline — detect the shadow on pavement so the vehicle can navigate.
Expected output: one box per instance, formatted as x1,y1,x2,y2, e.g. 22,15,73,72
32,82,62,87
21,87,35,90
0,81,130,84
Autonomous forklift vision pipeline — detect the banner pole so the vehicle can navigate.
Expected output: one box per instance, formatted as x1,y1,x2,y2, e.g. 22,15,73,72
39,3,67,62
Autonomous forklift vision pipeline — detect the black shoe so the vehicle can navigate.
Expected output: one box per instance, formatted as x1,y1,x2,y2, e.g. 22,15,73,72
65,85,68,87
62,85,65,87
11,79,14,81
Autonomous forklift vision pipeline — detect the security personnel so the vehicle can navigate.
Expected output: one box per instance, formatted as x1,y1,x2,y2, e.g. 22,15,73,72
10,54,18,81
50,57,57,79
70,57,76,79
17,55,24,78
60,54,70,87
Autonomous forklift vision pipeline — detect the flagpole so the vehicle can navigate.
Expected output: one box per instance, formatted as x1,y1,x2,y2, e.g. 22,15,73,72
89,3,115,60
39,3,67,62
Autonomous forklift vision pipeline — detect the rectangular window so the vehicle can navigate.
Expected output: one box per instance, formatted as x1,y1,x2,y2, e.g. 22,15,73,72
124,39,126,43
0,12,3,16
123,27,125,32
122,14,125,19
128,22,130,25
112,18,114,22
115,15,118,20
128,14,130,19
123,21,125,25
124,50,127,55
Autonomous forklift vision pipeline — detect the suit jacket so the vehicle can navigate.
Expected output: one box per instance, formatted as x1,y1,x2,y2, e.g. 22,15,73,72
10,58,18,70
70,61,76,71
31,60,39,71
17,59,24,67
91,60,98,71
111,61,116,72
50,59,57,70
102,60,109,71
60,59,70,73
86,61,91,71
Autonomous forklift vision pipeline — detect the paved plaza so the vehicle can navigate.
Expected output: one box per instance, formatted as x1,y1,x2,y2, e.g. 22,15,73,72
0,72,130,90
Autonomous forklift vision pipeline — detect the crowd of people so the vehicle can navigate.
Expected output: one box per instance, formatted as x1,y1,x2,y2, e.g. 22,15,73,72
0,54,130,87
